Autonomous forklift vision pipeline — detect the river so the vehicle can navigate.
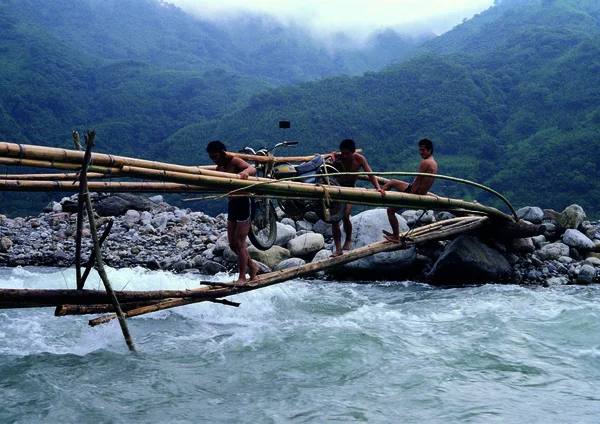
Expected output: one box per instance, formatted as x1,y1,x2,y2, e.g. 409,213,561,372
1,266,599,423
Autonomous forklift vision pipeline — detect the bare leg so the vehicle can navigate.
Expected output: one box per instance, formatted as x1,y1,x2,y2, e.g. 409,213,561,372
331,221,343,257
385,207,401,242
231,220,255,286
342,204,353,251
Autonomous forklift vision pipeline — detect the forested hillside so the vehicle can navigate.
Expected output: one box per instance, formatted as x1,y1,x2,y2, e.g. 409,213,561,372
1,0,600,218
0,0,423,215
155,0,600,217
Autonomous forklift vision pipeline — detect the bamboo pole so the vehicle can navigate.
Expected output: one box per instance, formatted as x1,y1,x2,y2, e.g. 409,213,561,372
0,179,220,193
80,132,136,353
0,156,123,175
0,172,109,180
75,132,92,289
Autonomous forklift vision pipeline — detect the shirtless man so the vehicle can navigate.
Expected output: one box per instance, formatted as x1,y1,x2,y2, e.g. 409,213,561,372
379,138,438,243
330,138,381,257
206,140,259,286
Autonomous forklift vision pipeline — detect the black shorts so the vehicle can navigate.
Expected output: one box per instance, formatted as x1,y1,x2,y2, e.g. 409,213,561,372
404,183,413,193
228,198,251,222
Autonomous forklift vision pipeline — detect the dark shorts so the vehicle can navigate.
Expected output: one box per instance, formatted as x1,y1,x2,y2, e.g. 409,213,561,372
228,198,251,222
404,183,413,193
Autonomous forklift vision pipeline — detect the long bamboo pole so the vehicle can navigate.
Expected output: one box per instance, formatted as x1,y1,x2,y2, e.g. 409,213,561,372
0,179,220,192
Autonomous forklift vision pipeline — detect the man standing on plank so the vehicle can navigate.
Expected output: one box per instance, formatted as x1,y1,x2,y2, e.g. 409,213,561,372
331,138,382,257
206,140,259,286
379,138,438,243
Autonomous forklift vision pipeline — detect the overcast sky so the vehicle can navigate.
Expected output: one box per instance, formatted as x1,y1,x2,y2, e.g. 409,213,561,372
168,0,496,38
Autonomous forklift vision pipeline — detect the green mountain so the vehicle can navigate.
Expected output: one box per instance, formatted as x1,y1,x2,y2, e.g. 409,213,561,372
157,0,600,217
2,0,600,219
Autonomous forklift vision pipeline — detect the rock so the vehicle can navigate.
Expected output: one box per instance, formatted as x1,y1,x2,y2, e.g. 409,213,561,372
426,235,513,286
562,229,595,251
312,249,332,262
402,210,435,226
508,237,534,253
517,206,544,224
223,246,238,263
247,245,291,269
545,276,568,287
151,212,170,232
287,233,324,257
536,242,570,261
295,220,313,232
557,204,586,232
140,211,153,225
94,193,156,216
213,235,229,255
201,260,227,275
312,220,333,238
584,257,600,267
577,264,597,284
275,257,306,271
0,237,13,253
275,222,296,247
281,217,295,227
339,209,415,271
303,211,320,223
123,210,141,224
171,260,188,273
253,260,271,274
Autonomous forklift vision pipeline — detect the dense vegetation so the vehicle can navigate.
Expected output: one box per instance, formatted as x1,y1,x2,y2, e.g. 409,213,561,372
157,0,600,217
1,0,599,218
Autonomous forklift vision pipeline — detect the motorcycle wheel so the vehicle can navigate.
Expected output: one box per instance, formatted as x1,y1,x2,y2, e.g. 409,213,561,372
248,198,277,250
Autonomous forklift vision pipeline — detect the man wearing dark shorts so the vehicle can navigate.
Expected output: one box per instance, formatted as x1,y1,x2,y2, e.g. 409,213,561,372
379,138,438,243
330,139,381,257
206,140,258,286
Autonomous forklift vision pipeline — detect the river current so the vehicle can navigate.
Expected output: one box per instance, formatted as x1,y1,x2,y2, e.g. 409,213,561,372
0,266,599,423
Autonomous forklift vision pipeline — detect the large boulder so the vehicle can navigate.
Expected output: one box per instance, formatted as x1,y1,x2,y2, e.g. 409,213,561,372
517,206,544,224
562,229,595,251
247,245,291,269
94,194,155,217
426,235,513,286
287,233,324,257
557,204,586,232
338,209,415,272
536,242,570,261
275,222,296,247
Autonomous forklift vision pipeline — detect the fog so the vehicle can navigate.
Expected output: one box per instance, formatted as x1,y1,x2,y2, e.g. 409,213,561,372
167,0,495,39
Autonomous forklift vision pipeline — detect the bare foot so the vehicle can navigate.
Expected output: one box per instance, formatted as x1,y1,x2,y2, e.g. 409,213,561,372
383,234,401,243
248,262,259,280
331,250,343,258
342,241,352,251
233,278,248,287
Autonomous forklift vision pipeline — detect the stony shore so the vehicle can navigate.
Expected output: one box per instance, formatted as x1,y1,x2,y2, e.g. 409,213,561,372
0,193,599,286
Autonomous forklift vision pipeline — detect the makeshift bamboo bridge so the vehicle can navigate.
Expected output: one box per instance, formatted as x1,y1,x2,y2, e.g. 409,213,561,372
0,136,531,350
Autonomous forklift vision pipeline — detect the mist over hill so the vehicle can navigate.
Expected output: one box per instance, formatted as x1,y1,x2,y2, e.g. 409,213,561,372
1,0,599,218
